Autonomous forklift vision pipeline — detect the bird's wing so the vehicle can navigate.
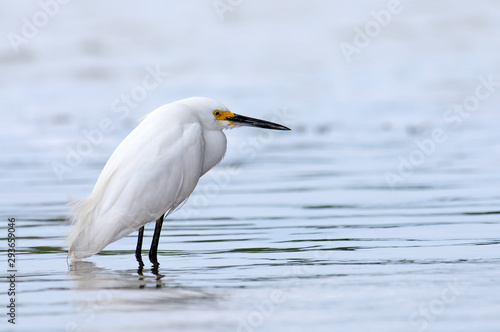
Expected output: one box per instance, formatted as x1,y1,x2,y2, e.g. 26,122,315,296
69,112,205,260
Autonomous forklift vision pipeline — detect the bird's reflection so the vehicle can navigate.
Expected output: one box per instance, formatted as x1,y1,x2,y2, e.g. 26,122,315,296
67,260,216,312
136,261,164,288
68,260,165,290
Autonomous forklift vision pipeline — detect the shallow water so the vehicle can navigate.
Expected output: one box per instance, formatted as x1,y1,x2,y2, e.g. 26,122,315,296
2,1,500,331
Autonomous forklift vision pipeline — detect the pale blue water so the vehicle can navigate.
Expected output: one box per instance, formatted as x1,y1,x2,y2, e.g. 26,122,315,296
1,1,500,331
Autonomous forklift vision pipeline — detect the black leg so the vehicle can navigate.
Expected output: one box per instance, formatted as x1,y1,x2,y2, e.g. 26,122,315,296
135,226,145,269
149,214,164,267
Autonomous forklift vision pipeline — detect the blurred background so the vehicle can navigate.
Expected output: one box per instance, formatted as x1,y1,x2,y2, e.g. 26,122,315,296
1,1,500,331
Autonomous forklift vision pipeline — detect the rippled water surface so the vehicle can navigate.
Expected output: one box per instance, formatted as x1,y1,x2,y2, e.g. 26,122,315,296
1,1,500,331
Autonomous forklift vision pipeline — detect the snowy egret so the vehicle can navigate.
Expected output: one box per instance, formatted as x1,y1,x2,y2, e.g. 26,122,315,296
68,97,290,266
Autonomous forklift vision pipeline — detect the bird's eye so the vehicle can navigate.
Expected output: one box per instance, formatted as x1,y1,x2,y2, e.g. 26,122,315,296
214,111,221,117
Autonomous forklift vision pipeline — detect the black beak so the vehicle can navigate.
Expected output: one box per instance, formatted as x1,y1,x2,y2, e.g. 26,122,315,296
226,114,291,131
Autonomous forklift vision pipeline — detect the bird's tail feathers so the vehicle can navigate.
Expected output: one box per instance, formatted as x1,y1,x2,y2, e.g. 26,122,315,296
67,195,101,261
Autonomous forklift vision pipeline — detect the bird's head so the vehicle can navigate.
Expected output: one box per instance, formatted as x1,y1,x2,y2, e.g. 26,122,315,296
181,97,291,131
212,109,291,131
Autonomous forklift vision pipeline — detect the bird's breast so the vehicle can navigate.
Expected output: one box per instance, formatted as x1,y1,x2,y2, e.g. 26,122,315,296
201,130,227,176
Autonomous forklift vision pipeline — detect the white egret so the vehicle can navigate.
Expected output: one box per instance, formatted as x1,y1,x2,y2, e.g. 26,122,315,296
68,97,290,266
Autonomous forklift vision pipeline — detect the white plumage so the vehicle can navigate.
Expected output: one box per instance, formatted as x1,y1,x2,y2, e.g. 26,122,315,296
68,97,290,263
